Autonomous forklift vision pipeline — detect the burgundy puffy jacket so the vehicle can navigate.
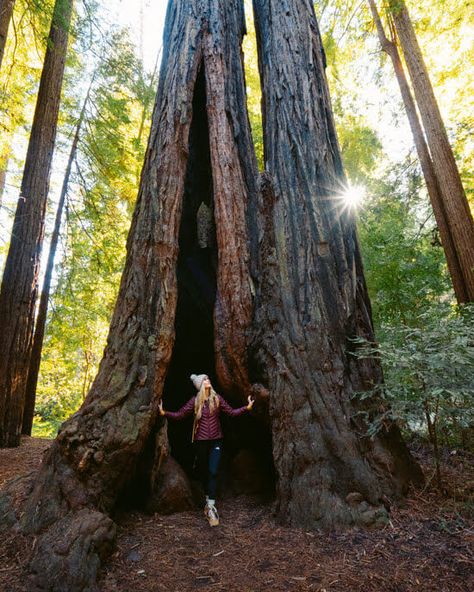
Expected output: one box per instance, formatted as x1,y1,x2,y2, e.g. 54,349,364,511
165,395,247,440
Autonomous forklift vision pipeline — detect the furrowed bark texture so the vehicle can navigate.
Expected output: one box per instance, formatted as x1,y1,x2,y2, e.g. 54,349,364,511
0,0,15,69
203,2,256,395
22,83,91,436
3,1,257,589
388,0,474,301
252,0,422,529
0,0,73,448
367,0,467,303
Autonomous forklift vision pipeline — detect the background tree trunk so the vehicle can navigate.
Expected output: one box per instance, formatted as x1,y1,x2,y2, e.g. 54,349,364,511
1,1,259,590
388,0,474,301
251,0,423,529
0,0,15,69
367,0,468,303
0,0,73,447
21,82,91,436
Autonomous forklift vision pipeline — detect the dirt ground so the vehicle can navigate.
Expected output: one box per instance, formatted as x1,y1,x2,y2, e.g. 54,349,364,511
0,437,473,592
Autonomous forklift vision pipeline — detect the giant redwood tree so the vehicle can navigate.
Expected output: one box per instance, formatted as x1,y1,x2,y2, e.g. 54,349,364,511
0,0,73,447
0,0,421,589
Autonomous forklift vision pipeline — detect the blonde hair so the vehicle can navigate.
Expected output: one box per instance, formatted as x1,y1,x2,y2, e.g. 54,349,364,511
194,380,220,420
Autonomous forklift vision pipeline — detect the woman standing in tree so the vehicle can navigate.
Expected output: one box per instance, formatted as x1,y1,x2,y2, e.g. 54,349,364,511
159,374,254,526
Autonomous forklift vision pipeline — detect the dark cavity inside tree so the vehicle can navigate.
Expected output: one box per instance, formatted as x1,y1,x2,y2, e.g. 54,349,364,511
149,65,273,491
162,66,219,472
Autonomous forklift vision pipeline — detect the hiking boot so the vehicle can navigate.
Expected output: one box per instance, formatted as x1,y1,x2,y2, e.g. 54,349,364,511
205,503,219,527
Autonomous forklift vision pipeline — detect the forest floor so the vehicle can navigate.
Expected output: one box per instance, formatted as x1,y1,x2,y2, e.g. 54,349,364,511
0,438,473,592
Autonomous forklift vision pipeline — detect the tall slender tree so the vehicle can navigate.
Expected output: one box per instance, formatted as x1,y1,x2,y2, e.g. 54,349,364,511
367,0,467,303
387,0,474,301
0,0,73,447
32,32,158,431
22,80,92,436
0,0,15,69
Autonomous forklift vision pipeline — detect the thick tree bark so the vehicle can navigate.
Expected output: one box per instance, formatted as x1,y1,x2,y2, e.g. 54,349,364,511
367,0,468,303
0,0,15,69
22,83,91,436
1,1,258,590
251,0,422,529
388,0,474,301
0,0,73,447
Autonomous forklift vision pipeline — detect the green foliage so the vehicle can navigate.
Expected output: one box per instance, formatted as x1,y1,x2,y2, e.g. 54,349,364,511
33,29,154,431
31,417,60,439
358,156,451,327
353,305,474,449
243,0,263,169
337,116,383,184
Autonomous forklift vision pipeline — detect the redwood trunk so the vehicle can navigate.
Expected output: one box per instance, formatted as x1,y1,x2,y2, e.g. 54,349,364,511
0,0,73,447
22,83,91,436
2,1,258,589
367,0,467,303
388,0,474,301
251,0,422,528
0,0,15,69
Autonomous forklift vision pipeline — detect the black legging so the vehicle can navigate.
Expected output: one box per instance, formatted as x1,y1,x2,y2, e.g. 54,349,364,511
194,439,223,499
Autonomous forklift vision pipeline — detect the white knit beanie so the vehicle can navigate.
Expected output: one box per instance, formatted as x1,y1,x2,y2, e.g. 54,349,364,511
190,374,208,390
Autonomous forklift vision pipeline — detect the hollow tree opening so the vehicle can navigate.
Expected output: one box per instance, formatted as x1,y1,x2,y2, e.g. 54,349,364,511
163,65,274,495
162,65,218,472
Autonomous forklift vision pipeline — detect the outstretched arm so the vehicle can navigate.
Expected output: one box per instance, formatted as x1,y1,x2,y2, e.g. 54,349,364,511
159,397,195,420
218,395,254,417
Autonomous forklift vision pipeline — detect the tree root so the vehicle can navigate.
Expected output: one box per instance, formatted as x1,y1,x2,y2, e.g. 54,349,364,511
28,509,116,592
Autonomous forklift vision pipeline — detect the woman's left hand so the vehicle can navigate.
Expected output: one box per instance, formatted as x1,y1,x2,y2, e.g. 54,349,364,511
247,395,255,411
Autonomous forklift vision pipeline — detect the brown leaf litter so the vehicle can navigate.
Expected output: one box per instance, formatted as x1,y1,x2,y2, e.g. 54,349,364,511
0,437,472,591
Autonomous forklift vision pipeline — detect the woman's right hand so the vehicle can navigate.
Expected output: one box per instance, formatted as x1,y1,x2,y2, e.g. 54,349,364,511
158,401,165,416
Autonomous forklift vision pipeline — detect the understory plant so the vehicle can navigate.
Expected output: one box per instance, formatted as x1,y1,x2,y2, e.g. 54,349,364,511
353,304,474,488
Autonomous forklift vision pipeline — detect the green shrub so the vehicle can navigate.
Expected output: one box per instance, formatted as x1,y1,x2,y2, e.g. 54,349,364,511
353,304,474,486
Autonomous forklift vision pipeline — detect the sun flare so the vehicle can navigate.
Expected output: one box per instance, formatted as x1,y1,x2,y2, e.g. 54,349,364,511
341,184,366,209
